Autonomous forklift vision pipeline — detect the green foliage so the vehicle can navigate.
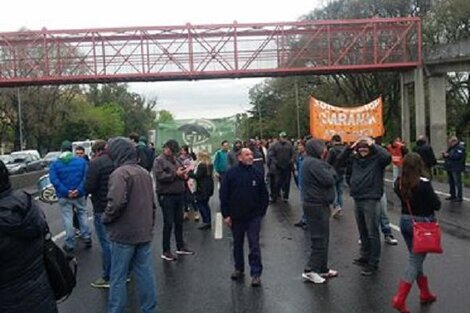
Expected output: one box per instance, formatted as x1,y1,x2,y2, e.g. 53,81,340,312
156,110,175,124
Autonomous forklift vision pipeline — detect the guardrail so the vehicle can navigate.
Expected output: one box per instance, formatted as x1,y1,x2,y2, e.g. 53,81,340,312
435,160,470,176
10,170,46,190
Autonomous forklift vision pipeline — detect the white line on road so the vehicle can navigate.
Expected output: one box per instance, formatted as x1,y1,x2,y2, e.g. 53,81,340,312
384,178,469,202
214,212,223,239
52,216,94,242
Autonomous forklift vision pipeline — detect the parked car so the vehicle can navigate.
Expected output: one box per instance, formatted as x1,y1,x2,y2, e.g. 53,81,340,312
43,151,61,168
0,155,12,165
7,150,44,175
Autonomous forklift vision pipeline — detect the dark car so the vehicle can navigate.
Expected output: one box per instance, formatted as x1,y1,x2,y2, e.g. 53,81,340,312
7,151,44,175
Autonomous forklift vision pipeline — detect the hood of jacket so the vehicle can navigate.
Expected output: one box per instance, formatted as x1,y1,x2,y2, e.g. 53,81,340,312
0,191,45,239
306,139,325,159
108,137,137,168
58,151,74,164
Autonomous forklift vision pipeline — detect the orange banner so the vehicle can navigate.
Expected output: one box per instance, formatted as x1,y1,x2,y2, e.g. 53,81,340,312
310,96,384,143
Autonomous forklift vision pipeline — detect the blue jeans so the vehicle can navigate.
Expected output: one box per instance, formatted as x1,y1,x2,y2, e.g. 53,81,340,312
58,197,91,249
354,199,381,267
231,216,263,277
94,213,111,280
196,200,211,224
380,193,392,237
108,241,157,313
447,170,463,199
333,176,344,209
392,165,401,183
399,214,435,283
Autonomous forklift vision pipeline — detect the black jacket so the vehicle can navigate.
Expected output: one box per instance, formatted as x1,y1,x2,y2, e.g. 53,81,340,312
413,140,437,171
338,144,391,201
301,141,337,206
0,189,57,313
85,153,114,213
326,144,346,176
220,163,269,220
394,177,441,217
189,163,214,201
444,143,466,172
269,140,294,171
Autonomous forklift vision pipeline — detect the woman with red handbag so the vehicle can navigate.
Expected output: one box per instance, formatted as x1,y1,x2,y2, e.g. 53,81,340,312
392,153,441,313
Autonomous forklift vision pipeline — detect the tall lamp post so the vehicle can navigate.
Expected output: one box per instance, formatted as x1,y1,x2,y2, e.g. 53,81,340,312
295,78,301,139
17,88,23,151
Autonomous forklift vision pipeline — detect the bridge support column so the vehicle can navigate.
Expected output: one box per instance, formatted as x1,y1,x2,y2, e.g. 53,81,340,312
429,75,447,156
400,73,411,145
414,67,426,139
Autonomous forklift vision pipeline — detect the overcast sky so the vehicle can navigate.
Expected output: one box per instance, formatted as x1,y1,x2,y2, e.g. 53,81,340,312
1,0,324,119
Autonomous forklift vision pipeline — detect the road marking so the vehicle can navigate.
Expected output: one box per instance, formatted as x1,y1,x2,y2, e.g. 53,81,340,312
52,216,94,242
384,178,469,202
214,212,223,239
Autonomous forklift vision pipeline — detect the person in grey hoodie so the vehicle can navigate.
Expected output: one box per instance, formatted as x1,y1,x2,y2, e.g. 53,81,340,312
103,137,157,313
300,139,338,284
338,137,391,276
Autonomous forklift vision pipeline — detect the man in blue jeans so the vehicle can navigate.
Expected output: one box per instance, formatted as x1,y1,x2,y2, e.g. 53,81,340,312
49,140,91,256
220,148,269,287
443,136,466,202
103,137,157,313
85,140,114,288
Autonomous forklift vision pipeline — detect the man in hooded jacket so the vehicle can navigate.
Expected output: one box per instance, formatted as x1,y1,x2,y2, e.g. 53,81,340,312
300,139,338,284
0,161,58,313
103,137,157,313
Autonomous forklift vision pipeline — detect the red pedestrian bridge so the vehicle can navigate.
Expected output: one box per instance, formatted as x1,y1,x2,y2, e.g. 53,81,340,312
0,17,421,87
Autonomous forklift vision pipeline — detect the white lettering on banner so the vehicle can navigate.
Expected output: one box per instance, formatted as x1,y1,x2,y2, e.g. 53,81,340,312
319,111,377,126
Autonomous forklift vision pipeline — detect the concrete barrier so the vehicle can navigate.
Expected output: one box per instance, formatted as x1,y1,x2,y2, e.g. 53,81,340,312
10,170,47,190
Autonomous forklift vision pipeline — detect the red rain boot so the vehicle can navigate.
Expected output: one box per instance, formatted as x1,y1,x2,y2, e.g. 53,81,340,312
417,276,437,304
392,280,412,313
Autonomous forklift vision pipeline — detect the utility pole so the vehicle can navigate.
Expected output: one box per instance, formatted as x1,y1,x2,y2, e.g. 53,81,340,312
17,88,23,151
295,78,300,139
257,103,263,139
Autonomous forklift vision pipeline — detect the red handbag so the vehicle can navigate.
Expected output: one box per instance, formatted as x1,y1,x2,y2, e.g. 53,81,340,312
406,200,443,254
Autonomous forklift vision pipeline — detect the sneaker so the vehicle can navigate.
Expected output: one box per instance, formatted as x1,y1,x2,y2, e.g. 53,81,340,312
198,223,211,230
331,207,342,219
161,251,177,261
62,245,75,259
294,221,306,228
183,212,190,220
302,271,326,284
251,276,261,287
357,239,362,245
445,196,456,200
194,212,200,221
231,270,244,280
176,247,195,255
361,265,378,276
451,198,463,203
384,235,398,246
91,277,110,288
320,269,339,278
83,238,92,248
74,228,82,238
353,257,368,267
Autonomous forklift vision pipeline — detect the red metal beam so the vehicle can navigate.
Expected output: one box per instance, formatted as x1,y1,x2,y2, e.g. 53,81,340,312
0,18,421,87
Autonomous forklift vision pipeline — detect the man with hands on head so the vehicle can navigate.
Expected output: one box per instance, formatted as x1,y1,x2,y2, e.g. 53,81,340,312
220,148,269,287
337,136,391,276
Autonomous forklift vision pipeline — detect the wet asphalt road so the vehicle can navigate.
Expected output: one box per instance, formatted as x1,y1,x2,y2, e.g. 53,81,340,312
38,184,470,313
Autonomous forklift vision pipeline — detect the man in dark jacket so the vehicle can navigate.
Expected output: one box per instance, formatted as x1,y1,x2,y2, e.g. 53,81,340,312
0,161,58,313
413,135,437,177
154,139,194,261
220,148,269,287
103,137,157,313
129,133,154,171
301,139,338,284
49,140,91,254
338,137,391,276
85,140,114,288
443,136,466,202
268,131,294,203
227,139,242,169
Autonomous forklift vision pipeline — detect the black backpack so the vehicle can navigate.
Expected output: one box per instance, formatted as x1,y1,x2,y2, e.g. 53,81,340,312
43,227,77,302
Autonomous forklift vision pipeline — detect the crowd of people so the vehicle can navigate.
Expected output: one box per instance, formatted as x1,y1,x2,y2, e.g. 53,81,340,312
0,130,467,313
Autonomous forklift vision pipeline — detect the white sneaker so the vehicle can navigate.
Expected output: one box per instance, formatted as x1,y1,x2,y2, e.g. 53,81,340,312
384,235,398,245
302,272,326,284
320,269,339,278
